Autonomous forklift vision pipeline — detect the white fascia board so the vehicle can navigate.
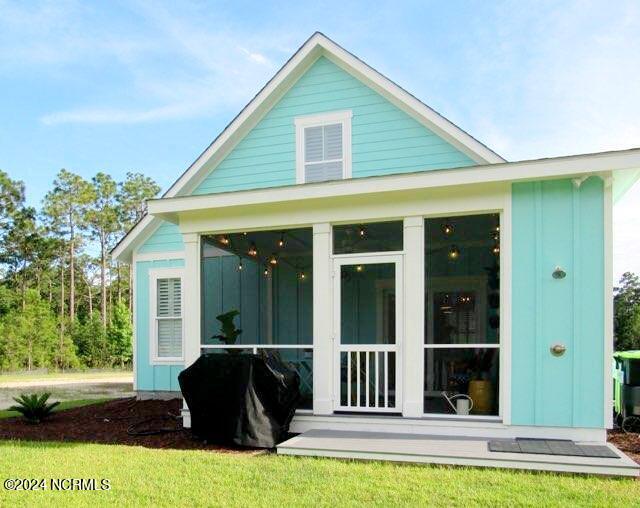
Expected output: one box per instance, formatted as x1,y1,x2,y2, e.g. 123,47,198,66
111,215,157,263
148,148,640,221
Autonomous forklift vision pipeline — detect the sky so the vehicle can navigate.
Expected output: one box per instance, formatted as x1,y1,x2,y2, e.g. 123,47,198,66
0,0,639,281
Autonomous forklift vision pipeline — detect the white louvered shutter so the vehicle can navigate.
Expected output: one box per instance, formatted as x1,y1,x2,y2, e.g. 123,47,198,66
304,123,343,183
156,278,182,358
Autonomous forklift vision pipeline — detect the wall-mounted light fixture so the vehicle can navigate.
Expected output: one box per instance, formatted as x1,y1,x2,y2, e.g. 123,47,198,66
552,266,566,279
448,245,460,260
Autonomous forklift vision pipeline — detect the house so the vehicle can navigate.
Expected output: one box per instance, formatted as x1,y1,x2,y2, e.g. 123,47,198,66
112,33,640,474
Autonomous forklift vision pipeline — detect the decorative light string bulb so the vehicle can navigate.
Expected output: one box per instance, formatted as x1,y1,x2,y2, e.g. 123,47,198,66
278,234,285,248
448,245,460,260
269,254,278,265
248,242,258,256
442,222,454,236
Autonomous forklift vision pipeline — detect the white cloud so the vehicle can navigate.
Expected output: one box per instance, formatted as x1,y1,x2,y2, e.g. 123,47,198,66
0,1,300,125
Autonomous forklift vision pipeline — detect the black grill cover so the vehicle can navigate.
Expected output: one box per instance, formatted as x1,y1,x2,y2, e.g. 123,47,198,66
178,353,300,448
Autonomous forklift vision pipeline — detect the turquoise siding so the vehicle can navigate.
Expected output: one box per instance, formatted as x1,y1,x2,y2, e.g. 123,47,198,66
138,221,184,253
193,56,474,195
135,258,185,392
511,177,604,427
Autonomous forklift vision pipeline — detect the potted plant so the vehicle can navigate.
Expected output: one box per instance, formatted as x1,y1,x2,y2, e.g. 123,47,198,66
212,310,243,354
467,350,495,414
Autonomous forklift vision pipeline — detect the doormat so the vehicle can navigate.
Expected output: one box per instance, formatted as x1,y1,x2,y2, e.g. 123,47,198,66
487,438,619,458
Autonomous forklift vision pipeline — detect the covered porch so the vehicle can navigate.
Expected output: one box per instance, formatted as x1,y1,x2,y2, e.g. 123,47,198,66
171,183,509,429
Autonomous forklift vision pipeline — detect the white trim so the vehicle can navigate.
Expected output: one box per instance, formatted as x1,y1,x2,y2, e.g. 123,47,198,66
289,414,607,442
313,223,333,415
131,260,137,391
499,201,513,425
148,147,640,221
604,175,614,428
295,110,352,184
148,267,185,364
332,254,404,413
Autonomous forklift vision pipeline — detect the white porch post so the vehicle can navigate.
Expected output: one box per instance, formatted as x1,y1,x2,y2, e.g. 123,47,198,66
313,223,333,415
403,216,424,417
181,232,201,427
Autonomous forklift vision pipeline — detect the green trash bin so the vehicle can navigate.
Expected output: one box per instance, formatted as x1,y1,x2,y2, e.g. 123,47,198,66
613,351,640,419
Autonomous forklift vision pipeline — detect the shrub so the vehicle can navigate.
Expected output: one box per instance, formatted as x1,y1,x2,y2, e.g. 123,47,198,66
9,393,60,424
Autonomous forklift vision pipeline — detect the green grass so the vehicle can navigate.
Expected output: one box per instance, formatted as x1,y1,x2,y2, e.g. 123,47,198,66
0,370,132,384
0,441,637,507
0,399,110,419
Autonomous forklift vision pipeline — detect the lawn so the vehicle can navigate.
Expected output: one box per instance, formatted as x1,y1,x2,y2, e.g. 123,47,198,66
0,369,132,384
0,440,637,507
0,399,110,419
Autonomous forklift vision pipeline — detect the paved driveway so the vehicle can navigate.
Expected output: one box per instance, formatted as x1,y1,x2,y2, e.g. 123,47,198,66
0,376,134,409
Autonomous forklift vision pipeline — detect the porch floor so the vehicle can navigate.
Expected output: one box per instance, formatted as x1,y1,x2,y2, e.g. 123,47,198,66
277,429,640,477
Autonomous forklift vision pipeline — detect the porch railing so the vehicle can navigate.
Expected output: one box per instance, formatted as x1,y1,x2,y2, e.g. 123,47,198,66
338,345,397,412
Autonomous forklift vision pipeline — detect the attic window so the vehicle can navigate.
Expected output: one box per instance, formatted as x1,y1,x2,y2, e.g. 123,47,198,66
295,110,352,184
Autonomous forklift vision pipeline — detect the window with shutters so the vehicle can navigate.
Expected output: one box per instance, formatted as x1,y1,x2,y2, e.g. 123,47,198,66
295,110,352,184
149,268,184,363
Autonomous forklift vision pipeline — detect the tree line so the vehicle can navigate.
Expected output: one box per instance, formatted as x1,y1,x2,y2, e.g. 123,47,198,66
0,169,160,372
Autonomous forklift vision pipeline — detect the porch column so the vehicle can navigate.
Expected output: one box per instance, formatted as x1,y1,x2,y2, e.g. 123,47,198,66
181,232,201,427
403,216,424,417
313,223,333,415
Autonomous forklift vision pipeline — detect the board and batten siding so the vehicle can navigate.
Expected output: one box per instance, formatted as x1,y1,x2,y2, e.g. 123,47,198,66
135,258,185,392
193,56,475,195
511,177,604,428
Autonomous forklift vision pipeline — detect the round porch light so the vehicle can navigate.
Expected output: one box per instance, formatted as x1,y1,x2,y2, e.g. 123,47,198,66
442,223,454,236
248,243,258,256
356,265,364,272
448,245,460,260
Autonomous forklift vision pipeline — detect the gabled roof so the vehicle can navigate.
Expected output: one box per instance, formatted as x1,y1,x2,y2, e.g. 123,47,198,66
113,32,505,261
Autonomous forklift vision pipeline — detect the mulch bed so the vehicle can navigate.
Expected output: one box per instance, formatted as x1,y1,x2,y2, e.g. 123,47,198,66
0,397,258,453
608,429,640,464
2,398,639,463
